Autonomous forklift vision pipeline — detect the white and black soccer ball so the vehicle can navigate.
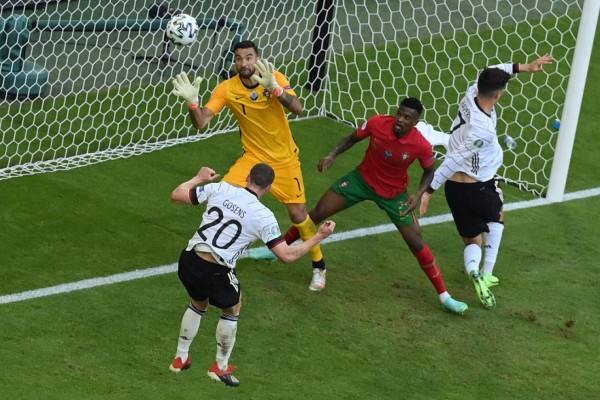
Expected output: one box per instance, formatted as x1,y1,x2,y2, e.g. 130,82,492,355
165,13,199,46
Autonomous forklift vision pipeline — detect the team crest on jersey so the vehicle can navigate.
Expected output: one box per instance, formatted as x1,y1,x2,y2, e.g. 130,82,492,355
473,139,484,149
384,149,393,159
250,91,259,101
338,179,350,188
263,89,271,98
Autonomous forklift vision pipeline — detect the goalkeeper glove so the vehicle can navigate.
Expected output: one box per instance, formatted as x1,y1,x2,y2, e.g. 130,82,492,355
251,59,282,94
172,72,203,105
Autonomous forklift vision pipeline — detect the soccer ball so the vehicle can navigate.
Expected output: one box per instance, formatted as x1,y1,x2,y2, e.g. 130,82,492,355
165,14,199,46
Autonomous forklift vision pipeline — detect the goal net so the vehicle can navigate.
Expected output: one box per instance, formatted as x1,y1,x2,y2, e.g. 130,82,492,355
0,0,591,197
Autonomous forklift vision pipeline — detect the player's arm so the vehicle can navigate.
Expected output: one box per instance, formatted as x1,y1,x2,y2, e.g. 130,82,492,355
516,54,553,73
170,167,221,204
317,131,363,172
251,60,303,115
275,91,302,115
270,221,335,264
402,156,436,217
171,72,216,129
416,121,450,150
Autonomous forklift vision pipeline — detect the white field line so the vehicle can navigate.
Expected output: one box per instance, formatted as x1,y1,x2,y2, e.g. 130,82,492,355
2,187,599,305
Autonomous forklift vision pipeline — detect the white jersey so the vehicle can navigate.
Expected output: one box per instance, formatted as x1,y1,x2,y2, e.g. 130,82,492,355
430,63,514,191
185,181,283,269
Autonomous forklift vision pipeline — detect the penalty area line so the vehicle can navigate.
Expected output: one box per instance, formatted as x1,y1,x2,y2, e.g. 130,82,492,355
1,187,599,305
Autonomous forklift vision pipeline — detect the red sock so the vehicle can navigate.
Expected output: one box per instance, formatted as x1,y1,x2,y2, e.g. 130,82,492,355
412,245,446,294
284,226,300,244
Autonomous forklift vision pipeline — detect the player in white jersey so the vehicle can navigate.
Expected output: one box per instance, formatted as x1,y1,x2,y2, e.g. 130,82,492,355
420,54,553,309
168,163,335,386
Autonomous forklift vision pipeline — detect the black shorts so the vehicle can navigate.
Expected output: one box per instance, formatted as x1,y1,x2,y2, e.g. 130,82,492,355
444,179,503,239
177,249,241,309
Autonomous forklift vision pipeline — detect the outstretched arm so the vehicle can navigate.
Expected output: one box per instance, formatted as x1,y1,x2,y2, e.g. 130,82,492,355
517,54,553,73
251,59,303,115
171,72,216,129
270,221,336,263
318,131,363,172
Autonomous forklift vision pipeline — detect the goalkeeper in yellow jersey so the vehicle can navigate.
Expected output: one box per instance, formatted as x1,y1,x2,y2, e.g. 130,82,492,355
171,40,327,291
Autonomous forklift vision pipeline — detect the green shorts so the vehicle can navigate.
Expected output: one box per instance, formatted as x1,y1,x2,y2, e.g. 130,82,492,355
331,169,417,228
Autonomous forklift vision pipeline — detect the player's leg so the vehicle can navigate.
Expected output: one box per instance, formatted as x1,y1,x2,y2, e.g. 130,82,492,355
385,195,467,314
481,181,505,286
481,221,503,286
170,300,208,372
170,250,210,372
445,181,495,309
207,269,242,387
269,163,332,290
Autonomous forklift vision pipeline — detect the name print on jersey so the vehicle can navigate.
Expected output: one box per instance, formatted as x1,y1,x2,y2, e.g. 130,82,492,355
222,200,246,218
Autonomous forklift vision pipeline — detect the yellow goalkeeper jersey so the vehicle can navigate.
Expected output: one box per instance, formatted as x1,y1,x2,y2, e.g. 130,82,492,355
204,71,299,165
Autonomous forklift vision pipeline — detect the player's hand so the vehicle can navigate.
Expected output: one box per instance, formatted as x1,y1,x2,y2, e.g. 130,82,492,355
526,54,553,73
250,59,279,91
400,194,418,217
419,192,431,217
197,167,220,183
317,220,336,238
318,155,335,172
172,72,203,105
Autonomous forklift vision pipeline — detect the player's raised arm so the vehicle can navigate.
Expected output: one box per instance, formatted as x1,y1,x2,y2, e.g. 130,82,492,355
251,59,303,115
518,54,553,73
171,72,216,129
170,167,221,204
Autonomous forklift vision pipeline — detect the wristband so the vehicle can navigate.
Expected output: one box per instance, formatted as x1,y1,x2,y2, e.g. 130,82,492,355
271,87,284,97
425,186,435,194
188,102,200,110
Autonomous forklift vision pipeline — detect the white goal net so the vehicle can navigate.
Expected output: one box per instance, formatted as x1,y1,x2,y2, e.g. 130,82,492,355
0,0,593,197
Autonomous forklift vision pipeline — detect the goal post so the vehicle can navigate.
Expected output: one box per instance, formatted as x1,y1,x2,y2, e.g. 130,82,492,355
0,0,596,200
547,0,600,202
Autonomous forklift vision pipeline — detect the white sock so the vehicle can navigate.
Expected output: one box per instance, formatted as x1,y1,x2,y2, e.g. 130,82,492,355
175,304,204,360
438,291,450,303
215,314,238,371
482,222,504,275
464,243,482,275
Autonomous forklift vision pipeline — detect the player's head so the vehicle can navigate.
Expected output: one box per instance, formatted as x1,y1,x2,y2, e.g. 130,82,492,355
233,40,260,79
247,163,275,193
393,97,422,137
477,67,511,99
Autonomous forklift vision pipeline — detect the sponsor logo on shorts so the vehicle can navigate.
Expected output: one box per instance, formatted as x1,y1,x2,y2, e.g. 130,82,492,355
338,179,350,188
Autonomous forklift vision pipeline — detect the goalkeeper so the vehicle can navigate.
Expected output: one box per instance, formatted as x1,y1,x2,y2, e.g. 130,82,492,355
171,40,328,292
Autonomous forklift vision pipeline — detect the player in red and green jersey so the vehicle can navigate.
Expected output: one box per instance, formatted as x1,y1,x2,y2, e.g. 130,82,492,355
283,97,468,314
170,40,327,291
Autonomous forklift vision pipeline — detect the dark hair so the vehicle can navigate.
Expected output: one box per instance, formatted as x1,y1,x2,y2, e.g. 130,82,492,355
249,163,275,189
400,97,423,115
233,40,259,55
477,67,511,97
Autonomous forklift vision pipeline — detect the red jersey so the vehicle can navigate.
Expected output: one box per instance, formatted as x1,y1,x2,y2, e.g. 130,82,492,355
356,115,435,198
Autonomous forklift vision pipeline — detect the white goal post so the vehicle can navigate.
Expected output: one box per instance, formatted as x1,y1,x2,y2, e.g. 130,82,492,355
0,0,597,200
